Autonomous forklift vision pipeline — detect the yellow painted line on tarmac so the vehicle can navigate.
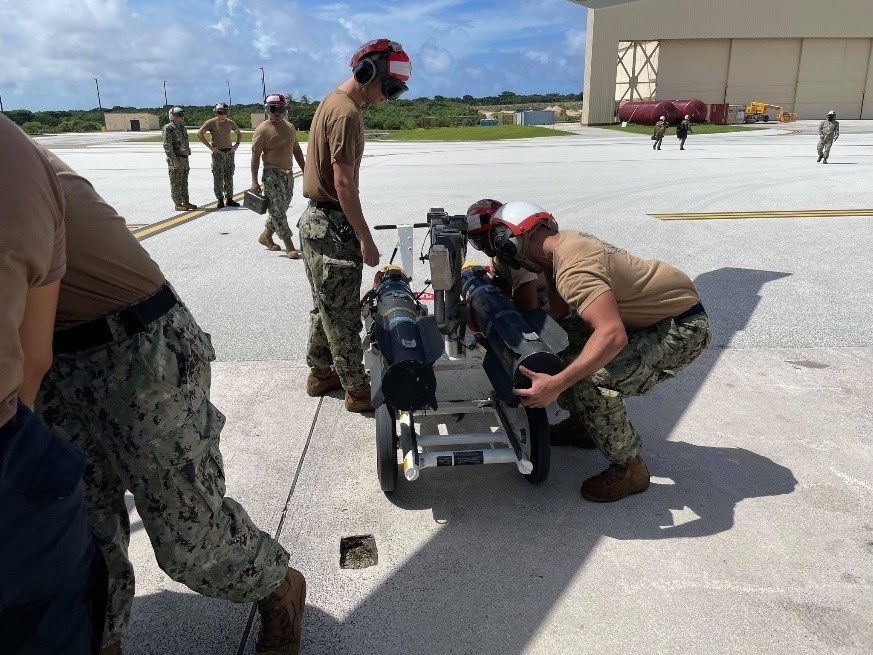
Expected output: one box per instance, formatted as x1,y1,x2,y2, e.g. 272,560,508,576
651,208,873,221
132,206,216,240
132,171,303,240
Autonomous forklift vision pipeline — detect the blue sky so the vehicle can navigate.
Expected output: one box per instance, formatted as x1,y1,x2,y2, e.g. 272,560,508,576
0,0,588,111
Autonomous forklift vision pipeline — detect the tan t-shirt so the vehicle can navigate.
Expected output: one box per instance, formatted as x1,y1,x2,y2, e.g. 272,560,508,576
200,117,238,149
490,257,539,294
302,89,364,203
549,231,699,331
252,119,296,170
0,116,66,425
43,150,165,329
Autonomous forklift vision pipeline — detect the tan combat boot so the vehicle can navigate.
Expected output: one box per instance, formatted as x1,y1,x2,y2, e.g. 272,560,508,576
344,386,375,413
580,454,650,503
306,368,342,397
258,229,282,251
255,567,306,655
549,415,597,449
283,238,299,260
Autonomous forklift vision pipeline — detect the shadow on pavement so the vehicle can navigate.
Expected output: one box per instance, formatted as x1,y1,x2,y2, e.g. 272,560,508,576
301,266,799,655
126,590,247,655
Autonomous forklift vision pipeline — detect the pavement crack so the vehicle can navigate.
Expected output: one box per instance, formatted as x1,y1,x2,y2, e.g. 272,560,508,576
236,395,325,655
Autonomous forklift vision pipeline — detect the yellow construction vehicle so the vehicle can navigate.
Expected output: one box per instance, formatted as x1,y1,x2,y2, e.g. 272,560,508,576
744,102,796,123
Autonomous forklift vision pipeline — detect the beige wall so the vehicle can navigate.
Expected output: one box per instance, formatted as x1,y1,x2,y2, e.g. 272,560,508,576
573,0,873,123
104,113,160,131
657,40,730,104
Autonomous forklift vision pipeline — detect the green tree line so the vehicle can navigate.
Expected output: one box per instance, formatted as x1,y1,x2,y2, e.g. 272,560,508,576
3,90,582,134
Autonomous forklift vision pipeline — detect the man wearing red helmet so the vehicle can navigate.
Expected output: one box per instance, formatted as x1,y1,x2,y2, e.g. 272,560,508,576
298,39,411,413
490,201,712,503
252,93,306,259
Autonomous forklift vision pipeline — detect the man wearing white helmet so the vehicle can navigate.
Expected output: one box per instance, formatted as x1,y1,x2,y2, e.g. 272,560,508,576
817,110,840,163
198,102,242,208
162,107,198,211
652,115,668,150
489,201,712,503
466,199,595,448
298,39,411,413
677,114,692,150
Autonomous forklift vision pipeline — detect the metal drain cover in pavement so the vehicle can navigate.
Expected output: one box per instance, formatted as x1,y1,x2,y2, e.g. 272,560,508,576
340,535,378,569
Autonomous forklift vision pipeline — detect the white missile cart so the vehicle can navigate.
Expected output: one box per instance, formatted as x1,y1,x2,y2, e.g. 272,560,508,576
364,210,563,493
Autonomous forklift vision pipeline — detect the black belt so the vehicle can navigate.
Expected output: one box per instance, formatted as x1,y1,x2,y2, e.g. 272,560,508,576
53,283,178,355
217,148,233,152
309,199,343,213
675,302,705,322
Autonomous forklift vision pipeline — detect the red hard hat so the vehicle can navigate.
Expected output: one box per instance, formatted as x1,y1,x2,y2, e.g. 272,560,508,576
466,199,504,236
350,39,412,82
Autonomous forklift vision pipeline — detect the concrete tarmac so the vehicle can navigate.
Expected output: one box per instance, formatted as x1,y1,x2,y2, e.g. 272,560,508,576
45,123,872,654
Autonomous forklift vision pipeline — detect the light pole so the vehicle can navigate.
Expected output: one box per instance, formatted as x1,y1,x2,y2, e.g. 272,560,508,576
95,78,104,126
226,80,232,110
163,80,168,108
260,67,267,119
0,92,4,113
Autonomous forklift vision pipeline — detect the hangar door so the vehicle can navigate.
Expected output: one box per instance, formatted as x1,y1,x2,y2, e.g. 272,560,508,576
725,39,801,112
795,39,871,119
657,40,731,105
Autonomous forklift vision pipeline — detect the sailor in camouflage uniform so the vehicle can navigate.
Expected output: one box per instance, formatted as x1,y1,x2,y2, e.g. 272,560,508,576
299,39,412,413
465,198,596,449
251,94,306,259
197,102,242,208
652,115,668,150
817,110,840,163
34,148,306,655
162,107,197,211
489,201,712,503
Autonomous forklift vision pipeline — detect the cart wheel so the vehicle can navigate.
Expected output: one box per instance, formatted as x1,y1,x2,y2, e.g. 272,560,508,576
376,404,398,493
523,406,551,485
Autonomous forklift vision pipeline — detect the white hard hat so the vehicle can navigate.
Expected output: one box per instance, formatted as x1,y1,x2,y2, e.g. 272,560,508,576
684,115,690,119
827,110,835,115
659,115,665,120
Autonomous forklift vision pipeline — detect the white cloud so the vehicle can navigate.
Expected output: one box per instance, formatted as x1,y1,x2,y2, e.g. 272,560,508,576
0,0,588,110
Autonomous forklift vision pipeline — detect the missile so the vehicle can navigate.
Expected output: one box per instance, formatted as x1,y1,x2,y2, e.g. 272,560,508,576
460,264,568,404
364,266,444,412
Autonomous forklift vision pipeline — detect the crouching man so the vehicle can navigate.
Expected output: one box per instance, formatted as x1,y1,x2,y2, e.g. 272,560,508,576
490,201,712,502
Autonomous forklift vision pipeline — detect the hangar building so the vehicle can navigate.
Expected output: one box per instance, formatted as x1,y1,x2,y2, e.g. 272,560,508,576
569,0,873,124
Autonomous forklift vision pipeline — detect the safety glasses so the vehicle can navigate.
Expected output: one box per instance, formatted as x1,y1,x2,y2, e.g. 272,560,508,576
267,104,287,114
381,77,408,102
468,232,495,257
489,222,521,268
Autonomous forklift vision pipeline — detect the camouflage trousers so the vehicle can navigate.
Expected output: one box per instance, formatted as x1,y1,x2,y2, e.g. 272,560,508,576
166,156,190,205
262,167,294,241
35,299,290,646
212,150,235,201
297,205,369,391
817,136,835,160
558,310,712,464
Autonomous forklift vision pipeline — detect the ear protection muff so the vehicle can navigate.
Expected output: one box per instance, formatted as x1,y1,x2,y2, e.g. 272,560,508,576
490,222,522,269
353,58,378,85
